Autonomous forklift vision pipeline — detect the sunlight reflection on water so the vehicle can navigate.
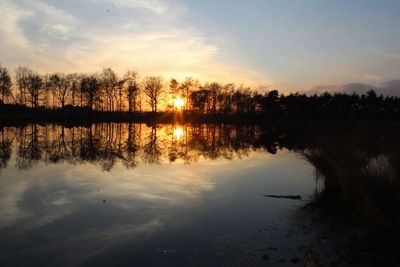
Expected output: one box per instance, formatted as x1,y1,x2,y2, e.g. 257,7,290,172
173,126,184,141
0,123,315,266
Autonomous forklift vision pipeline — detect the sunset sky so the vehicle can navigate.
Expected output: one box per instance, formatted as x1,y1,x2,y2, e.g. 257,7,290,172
1,0,400,92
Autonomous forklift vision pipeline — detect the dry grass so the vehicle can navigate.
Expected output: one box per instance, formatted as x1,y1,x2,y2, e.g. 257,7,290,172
302,124,400,226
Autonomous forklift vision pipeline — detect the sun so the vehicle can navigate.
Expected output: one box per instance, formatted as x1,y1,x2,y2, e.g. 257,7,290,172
173,96,185,110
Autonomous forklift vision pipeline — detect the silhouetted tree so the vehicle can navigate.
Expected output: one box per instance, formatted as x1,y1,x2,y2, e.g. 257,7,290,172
0,63,399,120
170,78,179,96
48,73,72,109
261,90,281,117
219,83,234,114
123,70,140,113
15,66,33,106
68,73,80,107
42,74,52,108
101,68,118,111
26,72,43,108
80,75,101,111
207,82,221,113
232,89,246,113
143,76,164,112
190,88,209,113
0,65,12,104
180,77,198,111
169,78,180,111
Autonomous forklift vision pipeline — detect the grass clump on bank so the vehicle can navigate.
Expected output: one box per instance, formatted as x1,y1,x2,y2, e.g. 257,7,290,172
302,124,400,265
303,124,400,226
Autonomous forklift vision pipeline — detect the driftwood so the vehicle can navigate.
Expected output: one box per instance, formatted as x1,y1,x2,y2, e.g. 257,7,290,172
263,194,302,200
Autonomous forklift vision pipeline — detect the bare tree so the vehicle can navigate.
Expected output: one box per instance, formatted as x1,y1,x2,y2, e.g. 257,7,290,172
168,78,180,111
26,72,43,109
101,68,118,111
116,79,125,112
67,73,80,107
206,82,221,113
180,77,199,112
170,78,179,96
0,65,12,104
15,66,33,105
80,75,101,111
48,73,72,109
190,88,209,113
143,76,164,112
42,74,52,108
220,83,234,114
123,70,140,113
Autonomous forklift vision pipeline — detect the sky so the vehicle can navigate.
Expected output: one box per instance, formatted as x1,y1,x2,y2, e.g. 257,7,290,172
1,0,400,93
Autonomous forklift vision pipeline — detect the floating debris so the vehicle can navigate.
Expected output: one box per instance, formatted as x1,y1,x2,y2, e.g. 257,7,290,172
263,194,302,200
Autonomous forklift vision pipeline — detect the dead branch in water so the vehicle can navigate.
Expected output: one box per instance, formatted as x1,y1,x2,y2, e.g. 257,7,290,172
263,194,302,200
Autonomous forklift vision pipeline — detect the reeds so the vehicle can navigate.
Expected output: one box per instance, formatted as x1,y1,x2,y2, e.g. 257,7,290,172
302,124,400,226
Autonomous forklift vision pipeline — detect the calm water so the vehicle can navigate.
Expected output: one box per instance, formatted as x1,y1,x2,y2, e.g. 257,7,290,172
0,123,317,266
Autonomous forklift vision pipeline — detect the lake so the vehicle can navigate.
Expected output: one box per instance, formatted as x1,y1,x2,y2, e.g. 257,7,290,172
1,122,394,266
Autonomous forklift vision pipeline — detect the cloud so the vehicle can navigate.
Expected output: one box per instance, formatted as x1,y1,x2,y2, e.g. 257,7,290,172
19,0,78,40
375,50,400,61
41,24,75,40
107,0,170,16
0,151,215,229
0,0,272,87
308,80,400,96
0,0,31,49
62,30,218,73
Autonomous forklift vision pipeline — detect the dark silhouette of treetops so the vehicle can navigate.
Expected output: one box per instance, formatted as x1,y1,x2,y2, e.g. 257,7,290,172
0,64,399,121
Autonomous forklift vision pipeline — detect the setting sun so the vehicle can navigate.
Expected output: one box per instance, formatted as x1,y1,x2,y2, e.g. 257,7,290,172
1,1,400,266
173,96,185,110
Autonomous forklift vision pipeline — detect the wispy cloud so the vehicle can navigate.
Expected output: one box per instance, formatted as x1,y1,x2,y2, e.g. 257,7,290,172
375,50,400,61
107,0,171,16
0,0,272,86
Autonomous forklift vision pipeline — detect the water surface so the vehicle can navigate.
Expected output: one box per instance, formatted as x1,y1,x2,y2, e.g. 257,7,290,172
0,123,315,266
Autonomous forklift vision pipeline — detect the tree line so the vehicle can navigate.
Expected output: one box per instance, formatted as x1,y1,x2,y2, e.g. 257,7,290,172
1,64,400,120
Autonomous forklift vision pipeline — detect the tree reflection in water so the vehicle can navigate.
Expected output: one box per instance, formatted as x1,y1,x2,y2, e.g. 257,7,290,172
1,123,399,180
0,123,307,172
0,128,12,172
1,122,400,265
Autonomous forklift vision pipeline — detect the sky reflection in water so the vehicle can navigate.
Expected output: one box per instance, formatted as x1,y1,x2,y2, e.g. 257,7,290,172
0,123,314,266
